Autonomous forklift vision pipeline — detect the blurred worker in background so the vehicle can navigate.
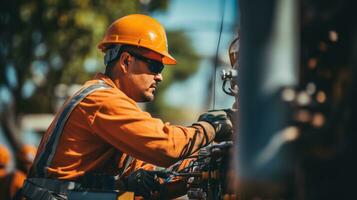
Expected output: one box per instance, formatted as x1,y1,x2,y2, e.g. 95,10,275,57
18,144,37,174
0,144,26,200
22,14,234,199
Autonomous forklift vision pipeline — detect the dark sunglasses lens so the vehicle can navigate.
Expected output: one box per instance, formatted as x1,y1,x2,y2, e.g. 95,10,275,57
148,63,164,74
128,51,164,74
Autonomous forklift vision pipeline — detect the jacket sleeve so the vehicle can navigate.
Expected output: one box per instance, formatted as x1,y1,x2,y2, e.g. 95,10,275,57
84,89,215,167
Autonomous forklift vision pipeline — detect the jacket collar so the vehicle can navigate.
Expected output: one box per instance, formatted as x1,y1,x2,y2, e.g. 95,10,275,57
94,73,118,89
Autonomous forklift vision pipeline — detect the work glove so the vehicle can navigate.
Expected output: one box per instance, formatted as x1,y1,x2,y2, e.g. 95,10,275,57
123,169,166,199
197,109,236,142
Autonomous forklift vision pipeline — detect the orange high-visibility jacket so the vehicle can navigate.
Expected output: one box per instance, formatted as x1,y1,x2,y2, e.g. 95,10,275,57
30,73,214,180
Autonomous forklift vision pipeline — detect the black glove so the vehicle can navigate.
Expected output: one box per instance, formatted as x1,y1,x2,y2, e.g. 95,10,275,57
124,169,165,199
198,109,235,142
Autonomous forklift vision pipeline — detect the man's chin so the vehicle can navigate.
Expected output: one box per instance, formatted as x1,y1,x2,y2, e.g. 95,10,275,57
138,93,155,102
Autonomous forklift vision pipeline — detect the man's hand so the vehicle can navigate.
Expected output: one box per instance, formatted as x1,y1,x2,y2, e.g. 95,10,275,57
197,109,236,142
124,169,166,199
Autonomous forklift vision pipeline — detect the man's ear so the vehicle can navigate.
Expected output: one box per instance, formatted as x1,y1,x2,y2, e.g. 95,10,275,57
119,52,131,73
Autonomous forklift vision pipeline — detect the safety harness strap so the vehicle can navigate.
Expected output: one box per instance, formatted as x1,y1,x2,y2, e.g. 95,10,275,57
34,81,111,177
104,45,122,66
26,80,138,199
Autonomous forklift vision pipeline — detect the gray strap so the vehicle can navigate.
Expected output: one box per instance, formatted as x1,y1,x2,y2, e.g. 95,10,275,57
104,45,122,66
35,81,111,177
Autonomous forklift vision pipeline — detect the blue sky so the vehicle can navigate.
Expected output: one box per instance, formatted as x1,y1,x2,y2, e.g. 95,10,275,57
153,0,239,114
154,0,238,56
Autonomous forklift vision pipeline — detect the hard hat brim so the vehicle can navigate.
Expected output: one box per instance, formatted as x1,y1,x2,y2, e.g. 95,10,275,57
161,52,177,65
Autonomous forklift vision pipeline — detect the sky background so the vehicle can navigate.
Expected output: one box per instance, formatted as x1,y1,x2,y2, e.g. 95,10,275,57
153,0,239,113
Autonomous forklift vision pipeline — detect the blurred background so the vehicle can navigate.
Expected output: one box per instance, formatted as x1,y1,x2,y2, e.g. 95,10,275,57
238,0,357,199
0,0,239,168
2,0,356,199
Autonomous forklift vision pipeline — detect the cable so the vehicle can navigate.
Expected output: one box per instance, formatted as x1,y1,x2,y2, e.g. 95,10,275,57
212,0,226,110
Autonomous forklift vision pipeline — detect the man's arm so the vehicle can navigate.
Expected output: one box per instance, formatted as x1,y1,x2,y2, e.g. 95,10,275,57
86,89,216,167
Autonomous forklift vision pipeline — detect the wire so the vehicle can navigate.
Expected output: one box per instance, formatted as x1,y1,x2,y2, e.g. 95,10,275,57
177,158,208,173
185,155,200,159
212,0,226,110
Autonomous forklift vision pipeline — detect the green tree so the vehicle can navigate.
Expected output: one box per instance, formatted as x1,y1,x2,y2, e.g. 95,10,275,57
0,0,200,169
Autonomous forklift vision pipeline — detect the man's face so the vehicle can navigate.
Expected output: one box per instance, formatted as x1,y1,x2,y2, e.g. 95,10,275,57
122,51,164,102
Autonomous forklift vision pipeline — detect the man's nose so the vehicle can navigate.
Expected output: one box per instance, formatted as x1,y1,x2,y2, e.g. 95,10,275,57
154,73,163,82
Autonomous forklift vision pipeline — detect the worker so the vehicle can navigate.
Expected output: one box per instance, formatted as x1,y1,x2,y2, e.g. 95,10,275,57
0,144,26,200
17,144,37,174
22,14,234,199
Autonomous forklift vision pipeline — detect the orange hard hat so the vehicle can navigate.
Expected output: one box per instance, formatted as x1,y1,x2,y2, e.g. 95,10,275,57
0,145,11,177
20,144,37,162
97,14,177,65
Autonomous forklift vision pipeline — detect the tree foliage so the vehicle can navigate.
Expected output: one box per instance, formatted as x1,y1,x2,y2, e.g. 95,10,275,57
0,0,201,158
0,0,200,120
1,0,139,114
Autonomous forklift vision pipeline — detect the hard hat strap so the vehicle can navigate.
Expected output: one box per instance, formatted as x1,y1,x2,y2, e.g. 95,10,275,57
104,45,122,66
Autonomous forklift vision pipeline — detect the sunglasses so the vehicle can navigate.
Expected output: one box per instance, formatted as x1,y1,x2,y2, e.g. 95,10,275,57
127,51,164,74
